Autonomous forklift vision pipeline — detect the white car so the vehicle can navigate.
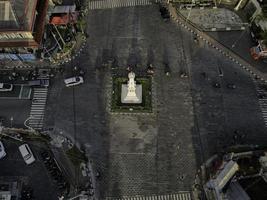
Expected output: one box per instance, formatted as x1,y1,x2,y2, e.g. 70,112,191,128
0,141,6,159
19,144,35,165
64,76,84,87
0,83,13,92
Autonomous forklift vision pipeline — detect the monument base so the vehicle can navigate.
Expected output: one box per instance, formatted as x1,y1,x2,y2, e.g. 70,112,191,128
121,84,142,104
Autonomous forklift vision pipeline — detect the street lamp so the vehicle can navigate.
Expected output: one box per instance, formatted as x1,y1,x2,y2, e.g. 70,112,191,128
10,116,13,128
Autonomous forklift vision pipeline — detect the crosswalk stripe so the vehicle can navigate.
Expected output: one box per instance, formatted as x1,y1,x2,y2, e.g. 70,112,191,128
105,192,192,200
31,109,45,112
254,80,267,128
88,0,152,10
30,118,43,121
29,121,43,125
29,118,43,122
31,104,45,107
33,97,47,99
32,103,46,105
28,87,49,130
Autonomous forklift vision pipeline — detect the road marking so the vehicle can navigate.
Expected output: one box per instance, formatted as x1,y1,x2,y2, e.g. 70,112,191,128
105,192,191,200
28,87,48,130
88,0,152,10
254,79,267,128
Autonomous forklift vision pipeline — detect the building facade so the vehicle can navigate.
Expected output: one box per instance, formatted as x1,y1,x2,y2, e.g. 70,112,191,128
0,0,49,61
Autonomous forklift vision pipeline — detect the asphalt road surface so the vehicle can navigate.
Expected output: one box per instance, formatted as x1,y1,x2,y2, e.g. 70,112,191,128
44,3,267,199
0,139,58,200
0,99,31,128
208,29,267,73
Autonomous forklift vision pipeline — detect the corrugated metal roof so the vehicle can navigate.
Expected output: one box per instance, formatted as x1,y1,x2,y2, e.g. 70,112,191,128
52,5,76,14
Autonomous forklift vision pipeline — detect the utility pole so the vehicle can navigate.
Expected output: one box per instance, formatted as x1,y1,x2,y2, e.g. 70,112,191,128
10,116,13,128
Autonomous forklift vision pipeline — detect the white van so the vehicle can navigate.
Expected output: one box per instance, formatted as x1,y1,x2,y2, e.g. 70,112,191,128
0,83,13,92
19,144,35,165
64,76,84,87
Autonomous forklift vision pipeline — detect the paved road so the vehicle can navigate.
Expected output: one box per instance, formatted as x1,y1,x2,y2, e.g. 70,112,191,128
208,29,267,73
45,5,198,198
189,40,267,158
44,2,267,199
0,99,31,128
0,139,58,200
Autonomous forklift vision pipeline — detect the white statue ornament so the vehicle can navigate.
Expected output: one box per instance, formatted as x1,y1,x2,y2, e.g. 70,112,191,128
121,72,142,104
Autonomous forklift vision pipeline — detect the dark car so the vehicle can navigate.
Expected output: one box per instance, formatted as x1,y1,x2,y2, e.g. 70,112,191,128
147,64,155,75
258,93,267,99
164,63,171,76
159,5,170,20
250,22,261,45
212,82,221,88
226,83,236,89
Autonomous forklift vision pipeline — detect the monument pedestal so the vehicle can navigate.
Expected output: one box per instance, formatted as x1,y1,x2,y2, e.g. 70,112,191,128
121,72,142,104
121,84,142,104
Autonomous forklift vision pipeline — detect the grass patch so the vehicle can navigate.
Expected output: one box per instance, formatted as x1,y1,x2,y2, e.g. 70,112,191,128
111,76,152,113
66,146,87,166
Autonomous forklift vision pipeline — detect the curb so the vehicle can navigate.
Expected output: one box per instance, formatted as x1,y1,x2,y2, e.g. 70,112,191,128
56,36,87,66
107,75,156,116
1,36,87,70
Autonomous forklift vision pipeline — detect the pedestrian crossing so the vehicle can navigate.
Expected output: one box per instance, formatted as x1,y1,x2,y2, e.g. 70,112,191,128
29,87,48,130
254,80,267,127
106,192,192,200
88,0,159,10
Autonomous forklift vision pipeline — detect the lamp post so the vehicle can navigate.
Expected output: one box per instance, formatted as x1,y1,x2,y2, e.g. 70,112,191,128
10,116,13,128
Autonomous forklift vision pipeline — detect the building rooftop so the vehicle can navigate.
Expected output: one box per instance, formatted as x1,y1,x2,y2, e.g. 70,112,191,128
0,0,37,31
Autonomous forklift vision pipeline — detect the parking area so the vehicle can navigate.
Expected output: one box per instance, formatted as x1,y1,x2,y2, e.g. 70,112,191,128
0,138,59,200
0,85,32,100
0,99,31,128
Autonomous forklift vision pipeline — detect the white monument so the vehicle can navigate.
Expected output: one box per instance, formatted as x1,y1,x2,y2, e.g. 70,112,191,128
121,72,142,104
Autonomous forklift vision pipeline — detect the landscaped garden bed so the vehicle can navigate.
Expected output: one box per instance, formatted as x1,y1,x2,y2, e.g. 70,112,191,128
111,76,152,113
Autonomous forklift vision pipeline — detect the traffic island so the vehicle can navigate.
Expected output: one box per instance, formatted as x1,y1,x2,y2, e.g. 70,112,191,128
110,75,153,113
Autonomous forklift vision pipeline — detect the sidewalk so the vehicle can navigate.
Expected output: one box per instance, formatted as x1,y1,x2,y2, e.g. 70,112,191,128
50,32,87,67
49,132,99,199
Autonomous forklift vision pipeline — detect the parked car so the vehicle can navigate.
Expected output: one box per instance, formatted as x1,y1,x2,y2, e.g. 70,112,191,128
147,64,155,75
0,83,13,92
19,144,35,165
227,83,236,89
64,76,84,87
159,5,170,20
164,63,171,76
0,141,6,159
212,82,221,88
